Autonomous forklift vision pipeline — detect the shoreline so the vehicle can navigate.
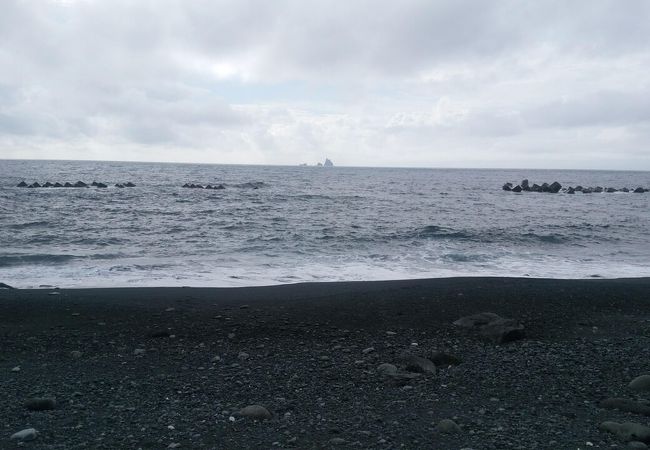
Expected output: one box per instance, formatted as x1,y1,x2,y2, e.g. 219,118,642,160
3,276,650,448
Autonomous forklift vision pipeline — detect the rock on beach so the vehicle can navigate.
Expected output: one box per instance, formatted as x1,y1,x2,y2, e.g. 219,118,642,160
10,428,39,441
238,405,272,420
25,397,57,411
630,375,650,392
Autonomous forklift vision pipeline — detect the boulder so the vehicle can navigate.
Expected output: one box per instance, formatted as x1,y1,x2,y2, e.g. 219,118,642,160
74,181,87,188
96,183,108,188
376,363,398,376
606,187,617,193
549,181,562,193
53,182,63,187
436,419,461,434
502,183,512,191
600,421,650,443
17,181,28,187
115,184,124,188
124,182,136,187
594,186,603,193
567,187,575,194
630,375,650,392
454,312,525,344
182,183,191,188
582,188,593,194
429,351,462,367
10,428,38,441
541,182,550,192
91,181,99,186
454,312,502,328
601,398,650,416
25,397,57,411
214,184,226,190
634,187,645,193
43,182,53,187
512,185,522,193
531,183,541,192
574,186,583,191
399,355,436,374
238,405,272,420
521,179,530,190
30,182,41,188
622,187,630,192
64,182,73,187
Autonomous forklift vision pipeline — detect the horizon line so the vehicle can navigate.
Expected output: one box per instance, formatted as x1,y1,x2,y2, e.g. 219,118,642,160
0,157,648,173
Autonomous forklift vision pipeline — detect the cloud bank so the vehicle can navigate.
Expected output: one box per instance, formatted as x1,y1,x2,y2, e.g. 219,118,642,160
1,0,649,169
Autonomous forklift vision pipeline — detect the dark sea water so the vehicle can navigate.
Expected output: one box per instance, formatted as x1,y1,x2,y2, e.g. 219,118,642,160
1,159,649,288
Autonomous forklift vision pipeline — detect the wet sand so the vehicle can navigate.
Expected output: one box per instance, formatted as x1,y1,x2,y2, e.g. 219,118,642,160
2,277,650,449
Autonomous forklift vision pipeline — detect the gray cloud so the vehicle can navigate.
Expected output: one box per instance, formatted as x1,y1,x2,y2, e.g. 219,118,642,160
0,0,649,168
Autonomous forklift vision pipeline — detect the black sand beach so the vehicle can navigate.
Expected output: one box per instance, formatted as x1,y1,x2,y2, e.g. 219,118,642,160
2,277,650,449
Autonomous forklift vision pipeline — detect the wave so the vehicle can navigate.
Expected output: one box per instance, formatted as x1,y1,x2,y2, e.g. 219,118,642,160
6,221,50,230
0,252,125,267
403,225,571,245
0,253,77,267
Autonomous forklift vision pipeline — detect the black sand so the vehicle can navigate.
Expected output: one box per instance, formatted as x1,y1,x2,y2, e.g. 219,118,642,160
2,277,650,449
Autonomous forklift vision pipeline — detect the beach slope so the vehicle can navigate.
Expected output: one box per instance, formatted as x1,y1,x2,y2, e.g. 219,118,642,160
2,277,650,449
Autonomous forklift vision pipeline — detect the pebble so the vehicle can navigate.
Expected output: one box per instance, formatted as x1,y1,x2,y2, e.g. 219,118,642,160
25,397,57,411
629,375,650,392
329,437,346,445
168,443,182,449
362,347,375,354
10,428,39,441
238,352,250,360
239,405,272,420
436,419,461,434
70,350,83,359
11,366,20,372
134,348,146,356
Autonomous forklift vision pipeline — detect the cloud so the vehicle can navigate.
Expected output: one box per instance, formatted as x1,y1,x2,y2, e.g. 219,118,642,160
0,0,649,169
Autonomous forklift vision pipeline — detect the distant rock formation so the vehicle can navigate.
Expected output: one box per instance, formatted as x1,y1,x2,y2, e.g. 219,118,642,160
324,158,334,167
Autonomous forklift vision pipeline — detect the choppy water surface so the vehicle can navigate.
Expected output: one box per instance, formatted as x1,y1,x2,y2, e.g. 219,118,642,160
1,160,649,288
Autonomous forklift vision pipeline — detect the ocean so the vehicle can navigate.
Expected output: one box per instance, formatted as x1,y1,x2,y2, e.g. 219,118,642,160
1,159,649,288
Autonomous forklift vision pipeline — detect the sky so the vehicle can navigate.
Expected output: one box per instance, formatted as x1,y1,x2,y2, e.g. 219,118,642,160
0,0,649,169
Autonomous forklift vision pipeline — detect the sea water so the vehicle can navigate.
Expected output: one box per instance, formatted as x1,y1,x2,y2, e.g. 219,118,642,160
1,160,648,288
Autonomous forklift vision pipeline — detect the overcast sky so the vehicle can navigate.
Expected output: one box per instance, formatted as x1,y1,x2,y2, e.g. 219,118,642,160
1,0,649,169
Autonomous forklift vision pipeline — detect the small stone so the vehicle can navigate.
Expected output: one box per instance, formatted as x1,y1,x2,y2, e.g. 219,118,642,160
70,351,83,359
362,347,375,354
25,397,57,411
329,437,346,445
630,375,650,392
11,366,20,372
168,443,182,449
239,405,272,420
376,363,398,376
134,348,146,355
437,419,461,434
238,352,250,360
10,428,39,441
